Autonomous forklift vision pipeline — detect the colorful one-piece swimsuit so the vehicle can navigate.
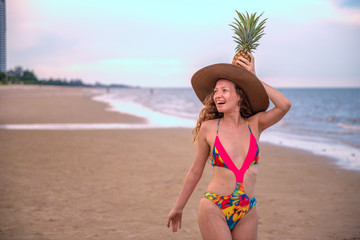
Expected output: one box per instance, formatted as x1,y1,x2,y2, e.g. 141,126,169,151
202,118,260,230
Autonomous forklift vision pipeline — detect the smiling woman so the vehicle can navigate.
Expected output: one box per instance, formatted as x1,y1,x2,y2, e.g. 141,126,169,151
167,52,291,239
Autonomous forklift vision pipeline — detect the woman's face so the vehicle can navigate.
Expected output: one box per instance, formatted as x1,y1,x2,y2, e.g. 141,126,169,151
213,79,241,113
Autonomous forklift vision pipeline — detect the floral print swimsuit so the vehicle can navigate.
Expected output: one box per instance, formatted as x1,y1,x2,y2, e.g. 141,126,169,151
202,118,259,230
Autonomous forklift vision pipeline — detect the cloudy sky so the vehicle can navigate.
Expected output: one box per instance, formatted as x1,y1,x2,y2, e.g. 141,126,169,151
7,0,360,87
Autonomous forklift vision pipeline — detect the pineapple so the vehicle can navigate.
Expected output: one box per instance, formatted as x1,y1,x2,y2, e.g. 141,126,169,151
230,11,267,64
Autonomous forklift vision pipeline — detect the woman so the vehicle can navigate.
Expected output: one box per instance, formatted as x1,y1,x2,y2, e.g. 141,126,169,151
167,53,291,240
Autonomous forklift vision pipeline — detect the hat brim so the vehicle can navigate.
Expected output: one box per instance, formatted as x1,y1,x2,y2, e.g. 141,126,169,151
191,63,269,114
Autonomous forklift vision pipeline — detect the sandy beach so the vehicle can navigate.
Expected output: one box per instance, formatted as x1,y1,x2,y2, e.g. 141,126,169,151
0,85,359,240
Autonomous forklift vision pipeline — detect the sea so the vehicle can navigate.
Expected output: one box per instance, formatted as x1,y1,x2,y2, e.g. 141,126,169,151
93,87,360,172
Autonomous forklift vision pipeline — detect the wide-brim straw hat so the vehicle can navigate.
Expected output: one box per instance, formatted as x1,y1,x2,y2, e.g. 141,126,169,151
191,63,269,114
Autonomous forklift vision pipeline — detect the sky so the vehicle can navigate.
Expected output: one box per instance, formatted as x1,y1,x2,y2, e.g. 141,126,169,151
6,0,360,87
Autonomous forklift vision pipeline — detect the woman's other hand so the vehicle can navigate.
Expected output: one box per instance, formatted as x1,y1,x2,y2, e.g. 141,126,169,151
167,207,183,232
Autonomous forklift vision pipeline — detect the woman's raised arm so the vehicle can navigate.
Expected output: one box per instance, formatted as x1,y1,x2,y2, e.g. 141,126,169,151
235,53,291,132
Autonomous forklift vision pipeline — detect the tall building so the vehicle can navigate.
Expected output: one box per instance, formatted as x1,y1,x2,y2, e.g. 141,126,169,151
0,0,6,73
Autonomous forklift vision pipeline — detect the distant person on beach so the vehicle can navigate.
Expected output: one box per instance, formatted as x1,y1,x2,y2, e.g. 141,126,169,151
167,53,291,239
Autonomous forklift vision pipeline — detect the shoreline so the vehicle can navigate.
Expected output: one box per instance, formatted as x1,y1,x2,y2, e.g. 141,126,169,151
91,88,360,172
0,85,359,239
260,129,360,172
1,85,360,172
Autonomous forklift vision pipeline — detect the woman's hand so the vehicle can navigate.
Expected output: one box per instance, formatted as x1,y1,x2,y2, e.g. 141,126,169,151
167,207,183,232
235,52,256,75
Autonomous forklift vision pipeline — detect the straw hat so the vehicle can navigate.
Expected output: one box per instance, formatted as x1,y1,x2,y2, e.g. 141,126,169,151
191,63,269,114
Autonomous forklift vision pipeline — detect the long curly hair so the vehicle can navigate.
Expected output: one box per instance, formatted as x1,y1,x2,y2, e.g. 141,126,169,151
192,82,252,142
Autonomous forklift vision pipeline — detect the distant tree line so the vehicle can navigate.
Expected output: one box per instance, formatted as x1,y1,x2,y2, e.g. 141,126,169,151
0,66,133,88
1,66,89,87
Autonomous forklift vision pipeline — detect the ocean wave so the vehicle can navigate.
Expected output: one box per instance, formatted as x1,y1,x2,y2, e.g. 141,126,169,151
338,123,360,131
261,130,360,171
346,118,360,124
92,94,196,128
314,116,340,123
325,116,339,122
276,125,355,136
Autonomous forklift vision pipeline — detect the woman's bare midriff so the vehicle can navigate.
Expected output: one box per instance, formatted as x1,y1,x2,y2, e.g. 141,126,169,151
205,165,258,198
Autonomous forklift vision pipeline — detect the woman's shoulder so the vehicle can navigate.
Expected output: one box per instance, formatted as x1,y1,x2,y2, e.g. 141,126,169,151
202,118,219,127
199,118,219,133
247,114,262,136
198,118,219,143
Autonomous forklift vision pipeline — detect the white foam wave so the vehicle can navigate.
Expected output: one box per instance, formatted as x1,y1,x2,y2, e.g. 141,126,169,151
260,130,360,171
338,122,360,131
92,94,196,128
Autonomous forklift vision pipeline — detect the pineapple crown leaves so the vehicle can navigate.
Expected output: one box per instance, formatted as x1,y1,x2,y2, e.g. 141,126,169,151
229,11,268,53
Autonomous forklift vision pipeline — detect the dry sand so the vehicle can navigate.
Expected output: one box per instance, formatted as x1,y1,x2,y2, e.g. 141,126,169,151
0,85,359,240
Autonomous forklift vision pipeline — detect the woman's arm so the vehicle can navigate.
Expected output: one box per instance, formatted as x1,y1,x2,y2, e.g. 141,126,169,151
167,124,210,232
235,54,291,132
257,80,291,132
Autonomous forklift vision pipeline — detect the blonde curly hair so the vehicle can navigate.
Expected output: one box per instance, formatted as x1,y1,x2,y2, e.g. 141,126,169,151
192,82,252,142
